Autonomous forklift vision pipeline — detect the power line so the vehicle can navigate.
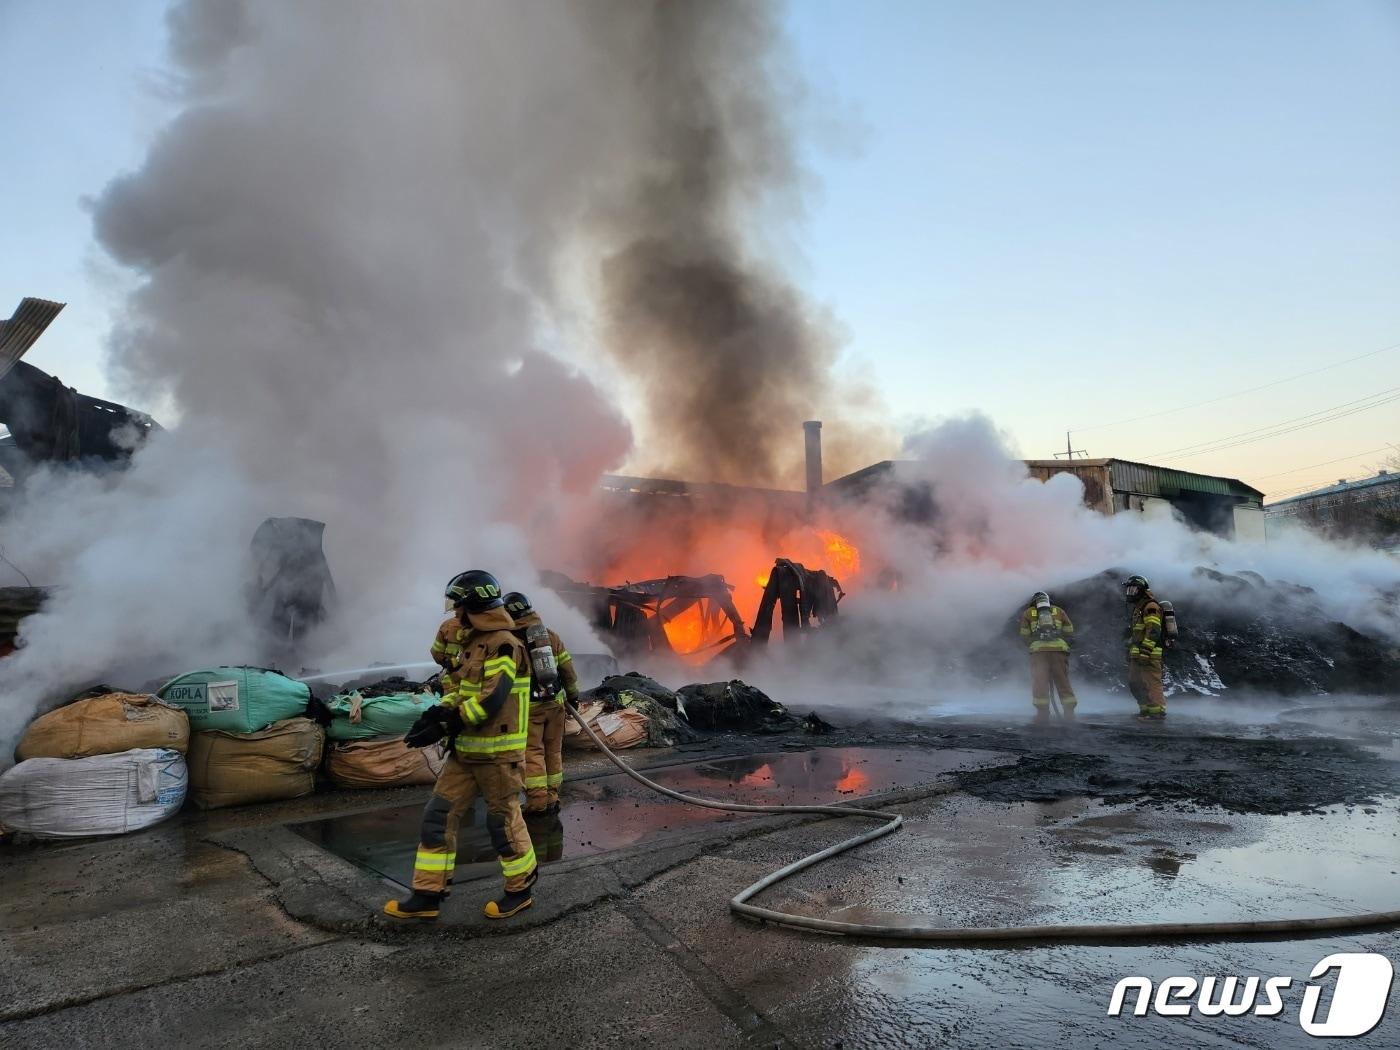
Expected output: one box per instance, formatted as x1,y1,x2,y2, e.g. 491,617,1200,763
1148,386,1400,461
1249,445,1395,483
1072,339,1400,434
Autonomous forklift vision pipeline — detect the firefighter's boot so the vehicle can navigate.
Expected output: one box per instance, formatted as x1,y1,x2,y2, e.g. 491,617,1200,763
1033,707,1051,726
484,887,534,919
384,890,442,920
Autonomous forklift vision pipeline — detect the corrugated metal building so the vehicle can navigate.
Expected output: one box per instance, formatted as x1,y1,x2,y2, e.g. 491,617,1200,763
1024,459,1266,540
824,457,1265,540
1265,470,1400,549
602,425,1268,543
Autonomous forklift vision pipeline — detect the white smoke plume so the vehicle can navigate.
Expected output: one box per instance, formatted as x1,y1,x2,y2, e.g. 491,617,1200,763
2,0,647,759
727,415,1400,712
0,0,883,762
3,1,1396,763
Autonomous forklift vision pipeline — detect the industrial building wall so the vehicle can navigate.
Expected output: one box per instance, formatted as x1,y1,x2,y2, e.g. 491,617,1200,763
1025,462,1115,515
1233,505,1266,543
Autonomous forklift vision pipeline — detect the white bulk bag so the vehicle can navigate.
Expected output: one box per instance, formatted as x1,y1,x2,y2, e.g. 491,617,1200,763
0,748,187,838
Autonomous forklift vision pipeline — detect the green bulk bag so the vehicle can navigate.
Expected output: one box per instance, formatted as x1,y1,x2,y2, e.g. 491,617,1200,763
323,691,436,742
158,667,311,734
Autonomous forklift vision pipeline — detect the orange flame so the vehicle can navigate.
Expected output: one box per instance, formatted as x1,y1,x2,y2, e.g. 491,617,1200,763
816,529,861,579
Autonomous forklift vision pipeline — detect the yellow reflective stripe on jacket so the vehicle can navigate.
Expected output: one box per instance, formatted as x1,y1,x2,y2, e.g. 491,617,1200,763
455,736,528,755
483,656,517,678
557,649,572,666
453,691,530,757
500,848,537,877
460,697,487,725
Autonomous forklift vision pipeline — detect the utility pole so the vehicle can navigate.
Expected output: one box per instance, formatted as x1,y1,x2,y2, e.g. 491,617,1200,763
1054,431,1087,460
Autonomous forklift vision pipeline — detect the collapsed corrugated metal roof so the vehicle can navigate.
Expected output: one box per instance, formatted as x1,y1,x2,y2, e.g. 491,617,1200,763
0,298,66,380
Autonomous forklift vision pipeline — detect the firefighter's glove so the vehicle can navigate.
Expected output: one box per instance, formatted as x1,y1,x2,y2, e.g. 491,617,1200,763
404,704,463,748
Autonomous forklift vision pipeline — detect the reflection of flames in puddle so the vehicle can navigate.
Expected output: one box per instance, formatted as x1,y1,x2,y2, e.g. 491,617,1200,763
738,764,773,787
834,766,870,794
732,762,870,794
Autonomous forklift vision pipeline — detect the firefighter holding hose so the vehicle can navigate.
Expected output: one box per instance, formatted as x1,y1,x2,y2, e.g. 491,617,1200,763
386,570,537,921
503,590,580,815
1018,591,1077,724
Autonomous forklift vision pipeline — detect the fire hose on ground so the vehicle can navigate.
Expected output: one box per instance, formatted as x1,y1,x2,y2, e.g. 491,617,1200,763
565,702,1400,944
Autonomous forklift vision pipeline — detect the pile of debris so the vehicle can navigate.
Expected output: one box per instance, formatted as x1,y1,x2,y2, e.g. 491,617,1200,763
568,672,834,751
976,568,1400,698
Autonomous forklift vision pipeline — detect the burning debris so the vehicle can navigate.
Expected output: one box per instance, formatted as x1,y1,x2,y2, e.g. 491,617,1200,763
540,550,851,665
540,571,747,664
750,558,845,647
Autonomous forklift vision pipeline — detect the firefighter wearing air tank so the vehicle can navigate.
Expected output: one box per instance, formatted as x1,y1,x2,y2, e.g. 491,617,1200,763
504,591,580,815
1018,592,1077,722
1124,574,1174,721
386,570,536,921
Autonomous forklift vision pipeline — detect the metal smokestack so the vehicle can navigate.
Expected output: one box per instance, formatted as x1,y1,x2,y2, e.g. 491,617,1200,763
803,420,823,497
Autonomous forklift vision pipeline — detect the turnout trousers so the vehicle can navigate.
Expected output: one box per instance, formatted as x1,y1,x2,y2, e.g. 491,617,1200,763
411,753,537,894
1029,651,1077,711
1127,658,1166,717
524,703,566,813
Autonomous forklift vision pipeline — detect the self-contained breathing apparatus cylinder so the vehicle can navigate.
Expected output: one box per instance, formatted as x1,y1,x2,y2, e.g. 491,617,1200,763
525,622,559,702
1034,594,1056,640
1158,600,1179,649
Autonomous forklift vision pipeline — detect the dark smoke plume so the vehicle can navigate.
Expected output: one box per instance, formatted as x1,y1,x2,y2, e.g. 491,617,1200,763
0,0,889,759
579,1,886,487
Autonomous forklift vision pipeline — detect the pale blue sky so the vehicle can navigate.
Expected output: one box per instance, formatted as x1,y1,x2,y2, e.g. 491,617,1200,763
3,1,1397,497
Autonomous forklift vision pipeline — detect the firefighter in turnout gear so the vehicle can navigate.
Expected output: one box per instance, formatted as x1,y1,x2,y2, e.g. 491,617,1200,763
1124,574,1167,720
1018,591,1077,723
385,570,537,921
504,591,580,815
429,615,464,695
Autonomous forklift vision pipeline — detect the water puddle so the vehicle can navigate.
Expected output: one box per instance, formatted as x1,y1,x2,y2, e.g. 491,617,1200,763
290,745,1007,887
808,795,1400,931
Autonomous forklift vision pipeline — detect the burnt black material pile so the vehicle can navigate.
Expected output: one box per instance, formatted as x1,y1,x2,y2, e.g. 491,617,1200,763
677,680,833,734
584,672,835,739
978,568,1400,698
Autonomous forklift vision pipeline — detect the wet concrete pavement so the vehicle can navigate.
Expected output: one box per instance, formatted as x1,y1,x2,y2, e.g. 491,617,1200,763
3,708,1398,1048
291,745,992,886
